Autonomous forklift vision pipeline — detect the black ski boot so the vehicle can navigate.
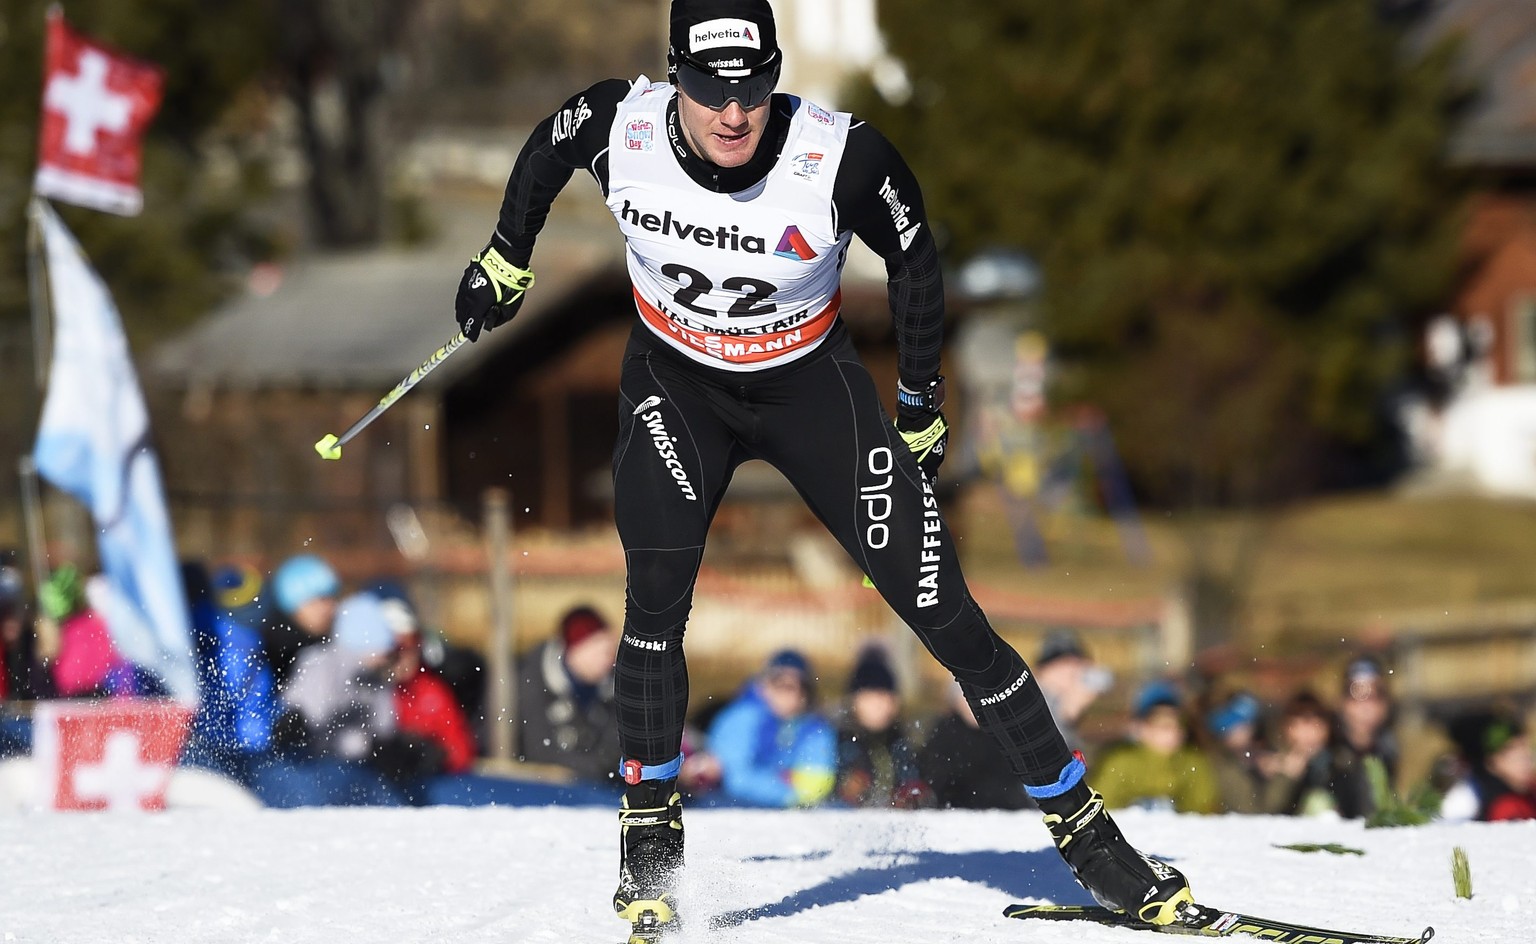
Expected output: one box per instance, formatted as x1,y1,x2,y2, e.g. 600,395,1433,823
613,779,684,944
1039,784,1193,926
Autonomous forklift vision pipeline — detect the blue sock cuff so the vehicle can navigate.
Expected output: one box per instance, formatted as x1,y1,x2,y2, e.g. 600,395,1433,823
1025,755,1086,799
620,753,684,785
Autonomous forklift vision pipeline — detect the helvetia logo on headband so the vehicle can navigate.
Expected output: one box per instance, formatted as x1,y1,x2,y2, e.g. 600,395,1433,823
690,18,761,52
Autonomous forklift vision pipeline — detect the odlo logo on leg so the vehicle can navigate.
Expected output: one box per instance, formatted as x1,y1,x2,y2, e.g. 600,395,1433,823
643,410,698,501
862,446,894,549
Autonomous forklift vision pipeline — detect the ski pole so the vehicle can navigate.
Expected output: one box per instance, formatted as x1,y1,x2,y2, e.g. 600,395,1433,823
314,330,468,461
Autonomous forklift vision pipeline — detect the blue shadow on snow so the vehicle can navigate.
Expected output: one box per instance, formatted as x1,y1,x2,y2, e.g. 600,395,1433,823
708,846,1098,930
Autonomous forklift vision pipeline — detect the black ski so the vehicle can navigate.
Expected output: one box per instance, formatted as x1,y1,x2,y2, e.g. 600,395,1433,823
1003,902,1433,944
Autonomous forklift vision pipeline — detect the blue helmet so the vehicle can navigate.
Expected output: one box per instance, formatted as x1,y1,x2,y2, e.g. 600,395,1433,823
271,554,340,615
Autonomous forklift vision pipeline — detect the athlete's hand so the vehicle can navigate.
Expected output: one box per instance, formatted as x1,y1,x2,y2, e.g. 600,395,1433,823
896,407,948,480
455,246,534,342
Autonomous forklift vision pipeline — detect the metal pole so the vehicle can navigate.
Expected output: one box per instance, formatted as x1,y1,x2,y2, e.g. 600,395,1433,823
27,197,52,392
18,455,57,659
484,488,517,762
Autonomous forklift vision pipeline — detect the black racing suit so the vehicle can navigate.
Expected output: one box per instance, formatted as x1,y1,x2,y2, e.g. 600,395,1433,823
486,79,1075,796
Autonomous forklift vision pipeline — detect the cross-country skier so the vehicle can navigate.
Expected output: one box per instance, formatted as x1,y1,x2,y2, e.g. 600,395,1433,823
453,2,1194,939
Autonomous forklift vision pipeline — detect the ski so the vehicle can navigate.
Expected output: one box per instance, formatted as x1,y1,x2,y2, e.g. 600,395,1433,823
1003,902,1433,944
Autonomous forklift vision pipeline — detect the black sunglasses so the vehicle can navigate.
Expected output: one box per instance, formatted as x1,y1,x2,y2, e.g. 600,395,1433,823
673,53,780,111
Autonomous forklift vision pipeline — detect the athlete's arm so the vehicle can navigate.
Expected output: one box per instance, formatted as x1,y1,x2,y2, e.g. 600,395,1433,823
489,78,629,266
833,121,946,390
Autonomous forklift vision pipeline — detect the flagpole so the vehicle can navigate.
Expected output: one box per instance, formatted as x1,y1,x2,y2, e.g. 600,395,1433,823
22,197,58,659
27,198,52,392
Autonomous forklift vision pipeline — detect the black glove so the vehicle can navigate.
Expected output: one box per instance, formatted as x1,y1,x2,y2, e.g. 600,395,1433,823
455,245,535,342
894,376,948,480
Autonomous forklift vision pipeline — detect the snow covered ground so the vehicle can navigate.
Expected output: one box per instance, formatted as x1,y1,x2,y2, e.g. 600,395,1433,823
0,806,1527,943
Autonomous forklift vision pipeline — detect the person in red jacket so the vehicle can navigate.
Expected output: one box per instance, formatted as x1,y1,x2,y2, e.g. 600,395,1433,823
382,598,477,776
1443,709,1535,823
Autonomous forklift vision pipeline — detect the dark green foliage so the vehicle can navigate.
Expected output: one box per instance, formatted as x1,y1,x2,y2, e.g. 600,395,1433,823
1273,842,1367,855
0,0,278,342
1364,755,1438,828
853,0,1467,505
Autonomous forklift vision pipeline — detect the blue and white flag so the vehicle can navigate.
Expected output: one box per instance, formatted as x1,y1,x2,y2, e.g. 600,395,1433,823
31,199,196,703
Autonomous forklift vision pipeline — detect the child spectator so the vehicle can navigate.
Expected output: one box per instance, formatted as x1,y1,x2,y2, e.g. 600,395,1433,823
516,605,621,782
708,649,836,808
1264,691,1340,815
1205,691,1269,813
1094,680,1220,813
1442,709,1535,822
265,554,342,689
918,682,1031,810
834,644,930,808
368,579,487,738
382,596,477,777
279,592,406,805
44,565,148,698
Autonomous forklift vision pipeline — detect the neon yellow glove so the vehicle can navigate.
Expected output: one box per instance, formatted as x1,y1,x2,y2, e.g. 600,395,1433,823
896,410,948,480
455,246,535,341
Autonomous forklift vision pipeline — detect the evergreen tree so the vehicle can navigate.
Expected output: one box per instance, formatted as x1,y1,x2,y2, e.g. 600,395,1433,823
855,0,1466,506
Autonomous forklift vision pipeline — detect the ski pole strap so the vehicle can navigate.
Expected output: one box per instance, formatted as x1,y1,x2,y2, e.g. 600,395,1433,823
620,753,684,785
1025,751,1086,799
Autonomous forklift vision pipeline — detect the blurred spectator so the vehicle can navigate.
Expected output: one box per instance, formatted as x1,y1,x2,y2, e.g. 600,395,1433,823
213,562,276,633
1034,629,1112,754
918,682,1031,810
1442,710,1535,822
1330,656,1400,819
1,560,51,703
265,554,342,688
368,578,487,741
382,596,477,777
1094,680,1219,813
1,560,50,758
182,562,283,785
1205,691,1270,813
834,644,931,809
516,605,621,782
279,592,407,805
45,564,150,698
708,649,836,808
676,720,722,797
1263,691,1340,816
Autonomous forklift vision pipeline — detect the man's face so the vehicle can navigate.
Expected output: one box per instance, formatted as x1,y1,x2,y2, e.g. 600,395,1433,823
675,89,770,168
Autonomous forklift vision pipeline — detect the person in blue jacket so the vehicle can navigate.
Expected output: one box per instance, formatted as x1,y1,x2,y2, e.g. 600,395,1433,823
706,649,836,807
181,562,282,786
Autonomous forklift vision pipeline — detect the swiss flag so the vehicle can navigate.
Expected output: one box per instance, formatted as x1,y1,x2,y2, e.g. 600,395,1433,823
34,9,164,216
31,700,194,811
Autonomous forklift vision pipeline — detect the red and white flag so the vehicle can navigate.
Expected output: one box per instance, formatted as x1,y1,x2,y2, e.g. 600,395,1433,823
34,9,164,216
31,700,194,812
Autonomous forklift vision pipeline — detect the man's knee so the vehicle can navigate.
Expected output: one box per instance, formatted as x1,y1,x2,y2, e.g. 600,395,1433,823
624,546,702,628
